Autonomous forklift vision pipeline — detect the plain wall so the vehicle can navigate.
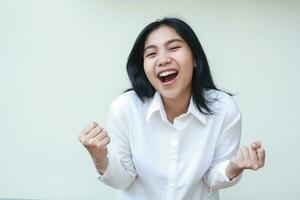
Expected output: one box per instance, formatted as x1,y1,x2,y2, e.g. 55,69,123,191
0,0,299,199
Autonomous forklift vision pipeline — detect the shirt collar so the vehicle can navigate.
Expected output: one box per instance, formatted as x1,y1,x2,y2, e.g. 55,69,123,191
146,92,164,123
146,92,207,124
187,97,207,124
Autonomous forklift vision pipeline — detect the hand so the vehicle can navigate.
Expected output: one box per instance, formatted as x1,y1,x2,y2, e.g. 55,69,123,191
77,122,110,174
226,141,266,180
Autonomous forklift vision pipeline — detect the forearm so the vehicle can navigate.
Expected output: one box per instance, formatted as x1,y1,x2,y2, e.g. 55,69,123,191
95,155,136,189
92,156,108,175
225,160,243,180
204,160,242,190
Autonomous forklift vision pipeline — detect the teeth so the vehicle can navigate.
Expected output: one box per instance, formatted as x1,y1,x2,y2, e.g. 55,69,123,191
158,70,177,77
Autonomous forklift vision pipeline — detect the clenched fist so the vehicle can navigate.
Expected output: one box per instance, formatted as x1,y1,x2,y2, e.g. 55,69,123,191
78,122,110,174
226,141,266,180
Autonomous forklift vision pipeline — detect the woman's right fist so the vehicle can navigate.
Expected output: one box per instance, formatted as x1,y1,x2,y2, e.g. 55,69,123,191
78,122,110,164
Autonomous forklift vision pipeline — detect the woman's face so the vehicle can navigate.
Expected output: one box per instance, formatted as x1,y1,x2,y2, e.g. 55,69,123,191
143,25,195,102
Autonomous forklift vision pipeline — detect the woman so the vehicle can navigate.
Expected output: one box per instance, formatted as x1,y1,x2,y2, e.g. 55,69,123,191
78,17,265,200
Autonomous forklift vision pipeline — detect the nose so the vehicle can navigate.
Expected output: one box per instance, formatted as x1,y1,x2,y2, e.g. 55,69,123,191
157,56,172,67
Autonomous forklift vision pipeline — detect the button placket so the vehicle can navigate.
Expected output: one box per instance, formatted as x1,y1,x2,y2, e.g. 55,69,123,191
166,130,179,200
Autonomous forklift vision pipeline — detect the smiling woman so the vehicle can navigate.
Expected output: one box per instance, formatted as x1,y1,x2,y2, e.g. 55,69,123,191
126,18,220,118
142,26,195,122
78,17,265,200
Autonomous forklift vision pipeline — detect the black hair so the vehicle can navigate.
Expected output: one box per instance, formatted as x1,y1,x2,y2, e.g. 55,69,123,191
125,17,229,115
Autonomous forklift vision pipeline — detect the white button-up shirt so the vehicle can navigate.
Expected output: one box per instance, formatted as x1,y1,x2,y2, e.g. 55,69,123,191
96,89,242,200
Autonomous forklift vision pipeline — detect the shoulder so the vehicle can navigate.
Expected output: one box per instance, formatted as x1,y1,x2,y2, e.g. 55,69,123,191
110,90,143,115
205,89,241,119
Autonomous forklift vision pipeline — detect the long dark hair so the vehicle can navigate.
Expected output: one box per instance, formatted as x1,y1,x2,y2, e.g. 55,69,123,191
126,17,228,114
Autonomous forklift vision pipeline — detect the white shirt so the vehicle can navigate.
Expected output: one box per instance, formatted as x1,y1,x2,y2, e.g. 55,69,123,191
96,89,242,200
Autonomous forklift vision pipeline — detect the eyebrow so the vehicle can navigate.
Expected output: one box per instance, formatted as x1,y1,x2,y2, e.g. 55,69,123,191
144,38,184,52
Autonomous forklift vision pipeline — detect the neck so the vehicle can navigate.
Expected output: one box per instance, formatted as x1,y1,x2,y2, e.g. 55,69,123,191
162,91,192,124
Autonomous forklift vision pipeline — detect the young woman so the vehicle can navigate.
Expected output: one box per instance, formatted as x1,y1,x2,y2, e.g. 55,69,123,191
78,17,265,200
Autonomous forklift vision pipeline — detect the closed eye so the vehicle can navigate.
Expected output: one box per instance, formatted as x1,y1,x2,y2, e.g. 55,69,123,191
170,46,181,51
146,53,156,58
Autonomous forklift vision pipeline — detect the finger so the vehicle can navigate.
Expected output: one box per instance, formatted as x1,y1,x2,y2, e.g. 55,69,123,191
257,148,266,167
230,156,238,166
92,129,108,142
102,135,111,145
248,147,259,170
236,149,244,162
241,146,250,161
87,126,103,139
249,147,258,163
78,122,98,138
251,141,261,149
95,135,110,148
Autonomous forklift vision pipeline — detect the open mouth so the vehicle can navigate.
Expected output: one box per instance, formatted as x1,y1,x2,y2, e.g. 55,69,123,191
157,70,178,83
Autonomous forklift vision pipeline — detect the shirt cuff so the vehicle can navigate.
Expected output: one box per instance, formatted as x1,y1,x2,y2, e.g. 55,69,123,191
95,156,115,181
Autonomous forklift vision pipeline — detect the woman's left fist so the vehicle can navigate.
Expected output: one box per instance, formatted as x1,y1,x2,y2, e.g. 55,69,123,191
226,141,266,179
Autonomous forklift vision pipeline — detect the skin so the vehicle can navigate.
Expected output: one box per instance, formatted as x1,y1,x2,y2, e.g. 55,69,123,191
143,25,195,123
77,122,109,174
226,141,265,180
143,25,265,178
78,25,265,179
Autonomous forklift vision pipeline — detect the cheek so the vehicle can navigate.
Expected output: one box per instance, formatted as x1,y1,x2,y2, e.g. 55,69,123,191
181,67,194,83
176,50,194,66
182,53,194,72
143,63,155,81
144,58,155,72
180,58,194,82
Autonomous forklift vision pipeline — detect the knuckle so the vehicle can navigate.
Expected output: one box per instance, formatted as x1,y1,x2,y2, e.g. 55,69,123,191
87,140,93,146
90,122,95,128
87,122,96,130
94,126,100,132
84,139,95,147
97,124,103,130
77,135,82,141
252,164,259,170
93,121,98,126
245,162,251,168
82,139,88,146
102,130,107,136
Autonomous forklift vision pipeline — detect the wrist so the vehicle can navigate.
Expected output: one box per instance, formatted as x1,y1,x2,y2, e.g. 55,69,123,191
94,156,108,175
226,161,243,180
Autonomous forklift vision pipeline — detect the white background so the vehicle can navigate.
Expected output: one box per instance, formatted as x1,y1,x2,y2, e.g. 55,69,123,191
0,0,299,199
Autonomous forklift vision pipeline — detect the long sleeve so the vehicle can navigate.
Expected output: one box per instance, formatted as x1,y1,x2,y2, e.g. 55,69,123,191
203,96,242,190
95,104,137,189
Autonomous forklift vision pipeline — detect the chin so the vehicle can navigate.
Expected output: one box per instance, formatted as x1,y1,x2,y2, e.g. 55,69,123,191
159,90,180,101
